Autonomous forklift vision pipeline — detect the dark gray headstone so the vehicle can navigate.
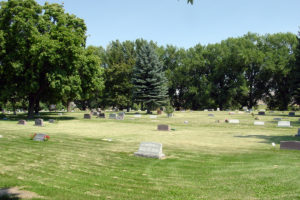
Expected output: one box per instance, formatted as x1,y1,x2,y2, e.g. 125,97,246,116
35,118,43,126
33,133,47,141
99,113,105,118
18,120,27,125
258,111,265,115
84,114,91,119
157,124,170,131
288,112,295,117
280,141,300,150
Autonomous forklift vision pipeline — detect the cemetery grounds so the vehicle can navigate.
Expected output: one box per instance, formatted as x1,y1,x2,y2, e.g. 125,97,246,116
0,111,300,199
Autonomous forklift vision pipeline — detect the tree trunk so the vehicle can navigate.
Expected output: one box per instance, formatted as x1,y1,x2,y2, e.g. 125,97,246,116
67,100,72,112
34,99,40,114
28,95,35,119
11,99,16,115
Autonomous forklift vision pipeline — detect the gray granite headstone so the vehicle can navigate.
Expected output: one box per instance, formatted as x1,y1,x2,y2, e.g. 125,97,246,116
208,114,214,117
157,124,170,131
117,112,125,120
288,112,295,117
84,114,91,119
134,142,165,159
109,113,117,119
280,141,300,151
35,118,43,126
99,113,105,118
49,119,55,123
92,112,98,116
33,133,47,141
18,120,27,125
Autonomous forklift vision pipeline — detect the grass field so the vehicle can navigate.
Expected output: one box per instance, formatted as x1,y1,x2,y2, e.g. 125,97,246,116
0,111,300,200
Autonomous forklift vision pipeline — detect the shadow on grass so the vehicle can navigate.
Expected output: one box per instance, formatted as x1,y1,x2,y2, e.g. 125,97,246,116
235,134,300,144
0,112,76,122
0,188,20,200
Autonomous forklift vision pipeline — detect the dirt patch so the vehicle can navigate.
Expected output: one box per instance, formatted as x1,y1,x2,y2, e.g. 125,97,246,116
0,187,43,199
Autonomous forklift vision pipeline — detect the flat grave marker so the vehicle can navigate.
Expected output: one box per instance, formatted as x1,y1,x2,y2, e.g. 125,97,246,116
254,121,265,126
228,119,240,124
277,121,291,127
134,142,165,159
208,114,214,117
33,133,48,141
150,115,157,119
134,114,142,118
288,112,295,117
258,111,265,115
229,112,235,115
157,124,170,131
35,119,43,126
273,118,282,121
280,141,300,151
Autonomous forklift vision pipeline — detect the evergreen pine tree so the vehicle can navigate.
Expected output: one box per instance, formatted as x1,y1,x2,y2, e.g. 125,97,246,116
132,43,168,113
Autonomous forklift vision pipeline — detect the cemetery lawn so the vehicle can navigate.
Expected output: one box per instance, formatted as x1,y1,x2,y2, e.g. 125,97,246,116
0,111,300,200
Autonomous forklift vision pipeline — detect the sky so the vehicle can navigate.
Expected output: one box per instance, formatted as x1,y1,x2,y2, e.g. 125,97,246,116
35,0,300,49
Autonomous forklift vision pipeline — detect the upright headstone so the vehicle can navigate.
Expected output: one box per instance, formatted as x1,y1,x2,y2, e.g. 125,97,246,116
228,119,240,124
117,112,125,120
157,124,170,131
35,119,43,126
208,109,214,111
203,109,208,112
99,113,105,118
254,121,265,126
295,128,300,137
84,114,91,119
288,112,295,117
280,141,300,151
48,119,55,123
217,108,220,111
258,111,265,115
92,112,98,116
277,121,291,127
134,142,165,159
18,120,27,125
109,113,117,119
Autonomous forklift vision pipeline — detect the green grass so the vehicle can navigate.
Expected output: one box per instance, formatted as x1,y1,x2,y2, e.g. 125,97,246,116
0,111,300,200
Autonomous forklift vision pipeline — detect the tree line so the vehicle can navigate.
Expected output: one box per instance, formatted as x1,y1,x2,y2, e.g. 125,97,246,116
0,0,299,118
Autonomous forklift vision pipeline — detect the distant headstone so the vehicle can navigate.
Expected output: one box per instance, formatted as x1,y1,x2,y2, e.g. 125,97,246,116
35,118,43,126
254,121,264,126
288,112,295,117
33,133,47,141
269,111,275,113
277,121,291,127
208,114,214,117
58,113,63,116
84,114,91,119
280,141,300,151
238,111,244,114
273,118,282,121
18,120,27,125
99,113,105,118
229,112,235,115
203,109,208,112
228,119,239,124
49,119,55,123
109,113,117,119
157,124,170,131
208,109,214,111
150,115,157,119
134,114,142,118
295,128,300,137
117,112,125,120
258,111,265,115
92,112,98,116
134,142,165,159
217,108,220,111
184,121,188,124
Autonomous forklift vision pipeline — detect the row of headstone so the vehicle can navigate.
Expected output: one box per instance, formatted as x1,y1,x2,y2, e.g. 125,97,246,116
18,119,56,125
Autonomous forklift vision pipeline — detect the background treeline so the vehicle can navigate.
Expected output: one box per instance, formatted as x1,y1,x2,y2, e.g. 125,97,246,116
89,32,300,111
0,1,300,117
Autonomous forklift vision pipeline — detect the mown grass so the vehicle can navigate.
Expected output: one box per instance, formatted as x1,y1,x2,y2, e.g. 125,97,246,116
0,111,300,200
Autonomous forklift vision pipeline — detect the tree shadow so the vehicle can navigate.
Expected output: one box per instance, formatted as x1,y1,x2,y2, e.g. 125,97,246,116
0,188,20,200
235,134,300,144
0,112,76,121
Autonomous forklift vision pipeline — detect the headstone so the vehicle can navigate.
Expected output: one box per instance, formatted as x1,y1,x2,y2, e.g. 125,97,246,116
84,114,91,119
109,113,117,119
18,120,27,125
273,118,282,121
117,112,125,120
99,113,105,118
229,112,235,115
254,121,265,126
238,111,244,114
184,121,188,124
49,119,55,123
33,133,48,141
217,108,220,111
228,119,239,124
277,121,291,127
258,111,265,115
157,124,170,131
92,112,98,116
35,119,43,126
295,128,300,137
208,109,214,111
134,142,165,159
167,113,173,117
280,141,300,151
157,110,162,115
288,112,295,117
58,113,62,116
134,114,141,118
203,109,208,112
150,115,157,119
208,114,214,117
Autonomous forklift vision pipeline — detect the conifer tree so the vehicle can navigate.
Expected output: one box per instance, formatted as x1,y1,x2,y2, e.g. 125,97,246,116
132,43,168,113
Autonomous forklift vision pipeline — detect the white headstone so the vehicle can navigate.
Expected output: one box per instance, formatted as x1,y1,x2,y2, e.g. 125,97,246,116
254,121,265,126
134,142,165,159
228,119,240,124
134,114,141,118
217,108,220,111
277,121,291,127
33,133,47,141
149,115,157,119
